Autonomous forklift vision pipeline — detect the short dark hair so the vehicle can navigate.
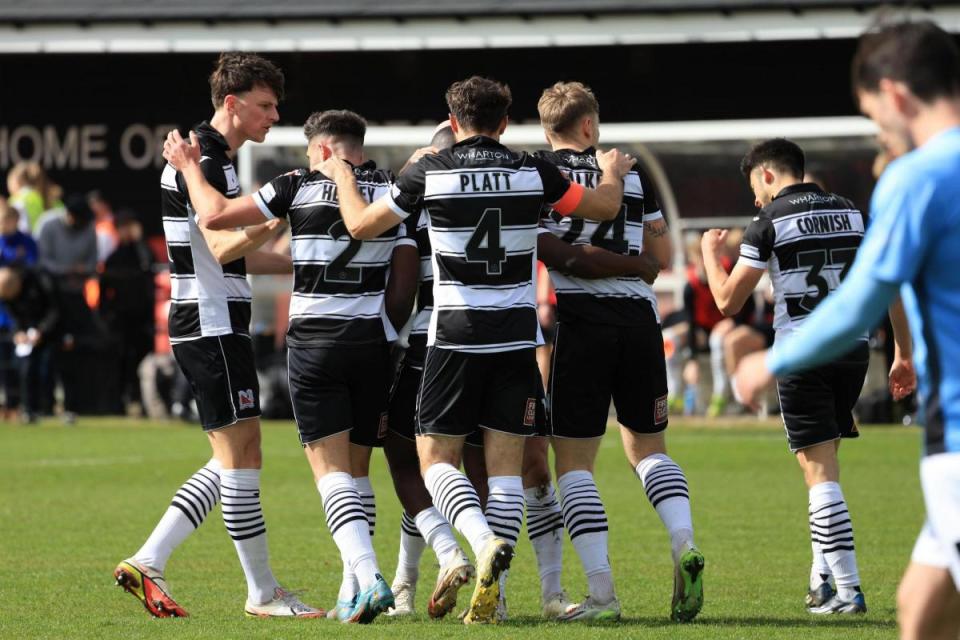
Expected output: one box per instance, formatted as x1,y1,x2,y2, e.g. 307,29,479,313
445,76,512,134
740,138,805,180
303,110,367,146
430,122,456,150
209,52,285,109
852,20,960,102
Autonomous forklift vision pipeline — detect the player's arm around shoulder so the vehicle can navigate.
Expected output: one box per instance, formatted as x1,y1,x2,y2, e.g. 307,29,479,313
320,156,405,240
162,130,268,231
542,149,633,222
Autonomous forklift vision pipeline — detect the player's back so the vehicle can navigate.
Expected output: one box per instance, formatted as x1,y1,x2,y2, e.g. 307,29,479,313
253,161,401,347
410,135,563,352
740,183,866,339
537,148,662,325
869,127,960,452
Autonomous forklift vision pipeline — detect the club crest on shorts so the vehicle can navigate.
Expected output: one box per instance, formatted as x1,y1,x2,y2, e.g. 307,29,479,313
524,397,537,427
654,394,668,425
378,412,389,439
238,389,255,411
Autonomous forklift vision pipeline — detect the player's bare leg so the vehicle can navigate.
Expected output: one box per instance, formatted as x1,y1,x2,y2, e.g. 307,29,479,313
897,563,960,640
796,440,865,614
622,429,703,622
304,432,391,623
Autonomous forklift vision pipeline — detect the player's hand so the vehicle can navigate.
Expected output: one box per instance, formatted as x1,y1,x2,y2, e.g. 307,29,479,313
733,350,774,409
319,156,352,182
596,148,634,180
701,229,727,256
633,253,660,285
162,130,201,170
889,355,917,401
407,146,439,165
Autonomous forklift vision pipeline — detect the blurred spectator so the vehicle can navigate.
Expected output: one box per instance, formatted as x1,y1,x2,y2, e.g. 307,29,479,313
37,194,103,417
6,162,62,233
99,211,155,414
662,236,754,415
38,194,97,291
0,201,39,417
138,274,193,421
0,266,60,423
87,190,119,265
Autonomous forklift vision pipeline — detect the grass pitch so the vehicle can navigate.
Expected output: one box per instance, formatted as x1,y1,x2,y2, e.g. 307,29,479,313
0,418,923,639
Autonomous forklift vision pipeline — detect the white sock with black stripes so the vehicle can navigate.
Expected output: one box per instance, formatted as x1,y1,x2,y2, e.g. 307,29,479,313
336,476,376,598
424,463,493,556
810,540,833,590
395,512,426,584
809,481,860,600
485,476,525,548
134,458,222,573
558,470,615,604
415,506,462,566
355,476,377,538
709,330,728,399
220,468,279,605
636,454,695,560
317,472,381,593
524,484,564,599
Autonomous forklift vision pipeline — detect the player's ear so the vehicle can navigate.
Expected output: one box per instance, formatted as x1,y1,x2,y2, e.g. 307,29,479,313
223,94,237,115
497,116,509,136
449,115,460,134
763,167,776,186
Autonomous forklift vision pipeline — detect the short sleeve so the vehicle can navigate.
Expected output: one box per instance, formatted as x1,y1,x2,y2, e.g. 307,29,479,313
638,166,663,222
199,156,228,193
252,172,300,220
857,164,939,285
739,216,774,270
531,156,577,211
384,161,425,220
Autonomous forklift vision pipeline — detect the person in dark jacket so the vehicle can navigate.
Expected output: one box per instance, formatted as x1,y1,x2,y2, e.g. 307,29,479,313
0,266,59,422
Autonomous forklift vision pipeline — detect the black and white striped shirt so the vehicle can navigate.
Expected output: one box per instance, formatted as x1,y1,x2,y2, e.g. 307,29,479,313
538,148,663,325
253,161,413,347
161,121,250,344
403,209,433,367
739,183,866,339
385,135,577,354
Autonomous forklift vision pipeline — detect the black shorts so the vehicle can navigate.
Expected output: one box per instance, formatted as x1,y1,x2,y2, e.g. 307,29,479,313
549,305,668,438
777,341,869,452
417,347,540,439
387,358,422,443
288,344,390,447
172,334,260,431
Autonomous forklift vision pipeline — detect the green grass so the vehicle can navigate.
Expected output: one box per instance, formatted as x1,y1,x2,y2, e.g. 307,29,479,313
0,418,925,639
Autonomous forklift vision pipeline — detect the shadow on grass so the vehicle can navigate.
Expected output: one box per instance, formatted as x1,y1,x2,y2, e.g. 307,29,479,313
497,615,896,629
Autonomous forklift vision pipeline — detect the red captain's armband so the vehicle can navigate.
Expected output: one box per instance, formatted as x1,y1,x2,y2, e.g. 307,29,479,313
551,181,585,217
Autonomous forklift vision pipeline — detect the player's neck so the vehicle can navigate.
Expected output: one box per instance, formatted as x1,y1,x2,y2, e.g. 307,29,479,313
456,128,500,142
209,111,246,158
911,97,960,148
549,134,592,152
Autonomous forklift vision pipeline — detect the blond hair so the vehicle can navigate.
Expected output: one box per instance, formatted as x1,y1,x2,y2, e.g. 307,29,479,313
8,162,61,209
537,81,600,136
